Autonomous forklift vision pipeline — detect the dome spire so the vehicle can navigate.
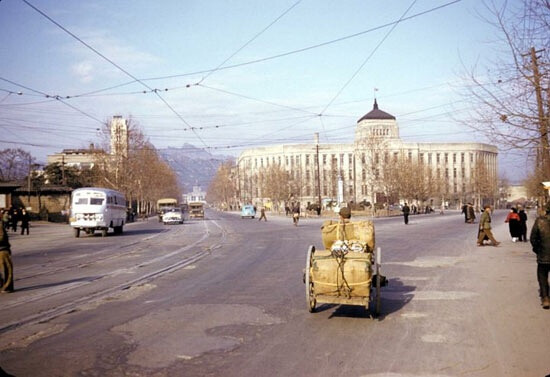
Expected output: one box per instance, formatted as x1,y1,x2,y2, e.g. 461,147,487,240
373,99,379,110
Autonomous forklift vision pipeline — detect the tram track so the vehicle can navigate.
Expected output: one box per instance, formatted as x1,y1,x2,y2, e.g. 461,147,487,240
1,218,227,335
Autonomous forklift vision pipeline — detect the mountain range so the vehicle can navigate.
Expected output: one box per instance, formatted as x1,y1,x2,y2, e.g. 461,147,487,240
158,144,233,193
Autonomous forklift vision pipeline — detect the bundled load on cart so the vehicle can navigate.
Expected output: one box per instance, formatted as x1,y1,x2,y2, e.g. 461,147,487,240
304,207,384,316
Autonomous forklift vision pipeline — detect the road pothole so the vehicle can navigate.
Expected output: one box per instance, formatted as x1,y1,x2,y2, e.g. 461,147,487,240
111,303,283,368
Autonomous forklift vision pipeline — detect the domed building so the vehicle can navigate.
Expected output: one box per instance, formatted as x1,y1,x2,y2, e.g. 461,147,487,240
235,100,498,209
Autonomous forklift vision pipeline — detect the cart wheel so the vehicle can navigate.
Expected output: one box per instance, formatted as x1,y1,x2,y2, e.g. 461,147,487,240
374,247,382,317
374,273,381,317
305,245,316,313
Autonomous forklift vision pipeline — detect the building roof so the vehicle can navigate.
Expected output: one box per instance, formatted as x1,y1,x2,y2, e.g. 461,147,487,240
357,99,396,122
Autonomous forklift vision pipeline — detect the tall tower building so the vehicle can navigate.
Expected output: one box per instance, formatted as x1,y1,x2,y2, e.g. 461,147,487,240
110,115,128,158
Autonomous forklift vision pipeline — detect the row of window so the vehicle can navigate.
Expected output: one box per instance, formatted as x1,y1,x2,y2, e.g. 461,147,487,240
251,151,489,169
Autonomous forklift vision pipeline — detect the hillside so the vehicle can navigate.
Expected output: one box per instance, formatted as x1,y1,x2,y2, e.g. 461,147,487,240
158,144,232,192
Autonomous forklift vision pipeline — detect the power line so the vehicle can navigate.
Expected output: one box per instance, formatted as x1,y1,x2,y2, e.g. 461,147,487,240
320,0,418,114
197,0,303,85
0,76,104,124
20,0,202,145
139,0,463,83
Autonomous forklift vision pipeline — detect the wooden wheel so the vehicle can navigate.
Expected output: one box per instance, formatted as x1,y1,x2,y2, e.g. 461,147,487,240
374,247,381,317
305,245,316,313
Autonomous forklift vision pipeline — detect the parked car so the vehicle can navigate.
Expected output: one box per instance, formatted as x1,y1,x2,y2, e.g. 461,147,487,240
163,208,184,225
241,205,256,219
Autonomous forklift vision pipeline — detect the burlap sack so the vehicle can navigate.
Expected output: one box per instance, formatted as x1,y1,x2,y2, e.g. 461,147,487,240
310,250,372,297
321,220,375,252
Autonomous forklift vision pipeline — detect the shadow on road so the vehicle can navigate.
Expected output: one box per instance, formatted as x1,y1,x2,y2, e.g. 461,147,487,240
15,276,100,292
315,278,415,320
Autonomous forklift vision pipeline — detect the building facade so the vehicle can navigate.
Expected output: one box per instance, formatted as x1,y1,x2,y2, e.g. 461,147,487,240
236,101,498,208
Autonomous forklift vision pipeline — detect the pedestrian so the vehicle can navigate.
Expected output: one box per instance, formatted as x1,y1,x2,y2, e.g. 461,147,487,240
258,207,267,222
477,204,500,247
402,203,410,225
529,202,550,309
10,208,19,233
505,207,521,242
0,222,14,293
467,203,476,223
285,205,290,216
20,209,30,235
339,206,351,220
518,205,528,242
292,203,300,226
1,210,8,229
462,204,468,223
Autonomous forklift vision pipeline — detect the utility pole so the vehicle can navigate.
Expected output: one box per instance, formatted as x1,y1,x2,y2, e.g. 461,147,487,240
61,155,66,186
27,155,32,207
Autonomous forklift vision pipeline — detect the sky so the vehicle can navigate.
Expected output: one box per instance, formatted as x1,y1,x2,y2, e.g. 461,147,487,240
0,0,530,182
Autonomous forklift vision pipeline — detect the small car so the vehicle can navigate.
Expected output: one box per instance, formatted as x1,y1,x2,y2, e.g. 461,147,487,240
241,205,256,219
163,208,184,224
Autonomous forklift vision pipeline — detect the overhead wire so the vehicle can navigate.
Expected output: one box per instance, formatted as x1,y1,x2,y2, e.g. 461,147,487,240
139,0,463,83
0,76,104,124
196,0,303,85
320,0,419,115
20,0,207,147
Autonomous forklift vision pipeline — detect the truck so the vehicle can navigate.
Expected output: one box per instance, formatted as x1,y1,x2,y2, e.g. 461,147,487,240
188,202,205,219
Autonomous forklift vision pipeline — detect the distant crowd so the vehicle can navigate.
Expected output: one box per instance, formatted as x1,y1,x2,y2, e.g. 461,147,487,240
1,206,31,235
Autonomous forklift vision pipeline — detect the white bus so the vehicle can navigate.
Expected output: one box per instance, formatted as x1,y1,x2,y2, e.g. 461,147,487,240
70,187,127,238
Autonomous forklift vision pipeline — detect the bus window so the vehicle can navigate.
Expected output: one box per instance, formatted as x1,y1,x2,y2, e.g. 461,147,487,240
90,198,104,205
76,198,88,205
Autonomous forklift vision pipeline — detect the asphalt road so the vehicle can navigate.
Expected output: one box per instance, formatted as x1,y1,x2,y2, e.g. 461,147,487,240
0,209,548,377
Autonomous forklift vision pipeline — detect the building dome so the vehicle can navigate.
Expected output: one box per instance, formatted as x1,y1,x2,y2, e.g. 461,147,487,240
357,99,395,122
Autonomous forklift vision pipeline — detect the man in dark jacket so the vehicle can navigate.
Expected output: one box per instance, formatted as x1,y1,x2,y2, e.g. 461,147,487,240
530,202,550,309
402,203,410,225
0,223,14,293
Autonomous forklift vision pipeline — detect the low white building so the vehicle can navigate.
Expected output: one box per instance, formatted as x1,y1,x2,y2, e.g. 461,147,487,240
183,186,206,204
236,101,498,208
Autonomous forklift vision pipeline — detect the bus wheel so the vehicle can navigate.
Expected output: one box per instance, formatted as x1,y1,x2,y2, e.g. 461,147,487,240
74,228,80,238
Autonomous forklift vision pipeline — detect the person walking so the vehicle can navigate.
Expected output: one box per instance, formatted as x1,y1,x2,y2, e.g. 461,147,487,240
462,204,468,223
467,203,476,223
505,207,521,242
292,203,300,226
518,205,528,242
402,203,410,225
20,209,30,235
258,207,267,222
0,222,14,293
477,205,500,246
1,210,8,229
529,202,550,309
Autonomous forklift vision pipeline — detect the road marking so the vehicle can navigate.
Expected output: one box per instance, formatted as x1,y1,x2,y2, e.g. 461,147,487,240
383,291,478,300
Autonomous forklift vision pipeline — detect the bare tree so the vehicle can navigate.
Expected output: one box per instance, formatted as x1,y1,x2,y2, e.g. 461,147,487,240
258,163,292,210
459,0,550,183
94,117,181,212
207,161,236,209
0,148,34,181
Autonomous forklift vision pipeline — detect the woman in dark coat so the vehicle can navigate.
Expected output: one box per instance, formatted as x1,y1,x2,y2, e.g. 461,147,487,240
505,208,521,242
518,206,528,242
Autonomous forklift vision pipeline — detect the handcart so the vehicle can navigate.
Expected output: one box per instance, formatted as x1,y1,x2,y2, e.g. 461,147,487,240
304,220,384,317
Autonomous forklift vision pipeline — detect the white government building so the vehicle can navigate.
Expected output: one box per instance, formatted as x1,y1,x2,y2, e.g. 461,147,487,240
236,100,498,208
